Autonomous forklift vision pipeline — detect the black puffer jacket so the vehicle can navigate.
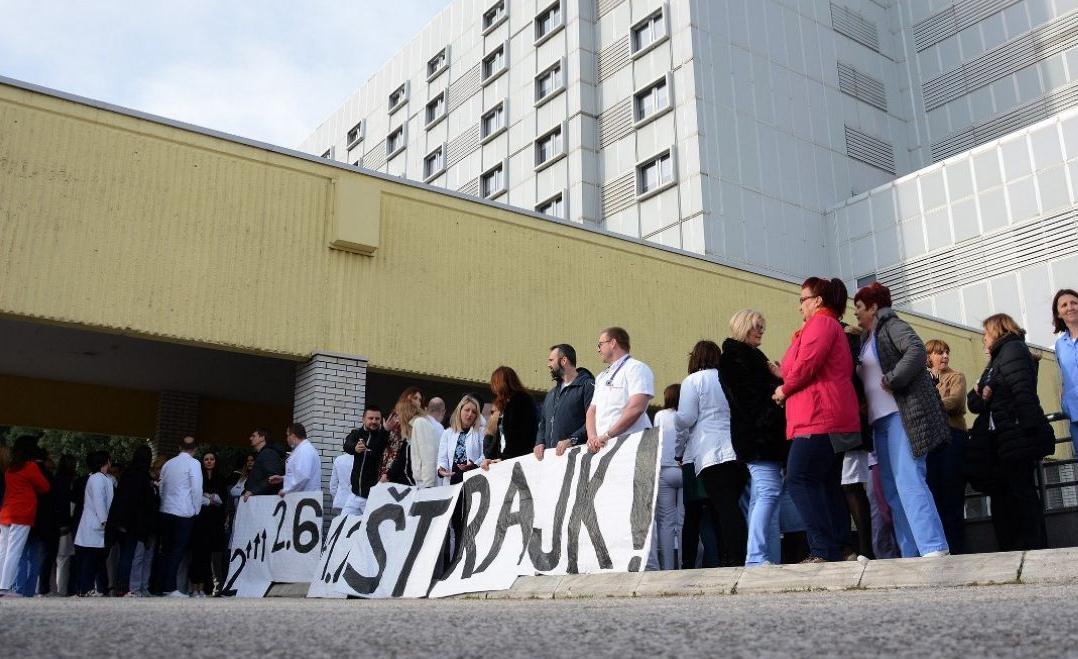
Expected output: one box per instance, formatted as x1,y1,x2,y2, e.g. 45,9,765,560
871,307,950,458
967,333,1055,465
718,338,787,463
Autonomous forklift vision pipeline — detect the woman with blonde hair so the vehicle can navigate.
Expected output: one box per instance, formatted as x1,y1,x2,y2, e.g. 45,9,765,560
967,314,1054,550
924,338,968,554
396,387,440,488
437,395,484,485
719,309,788,566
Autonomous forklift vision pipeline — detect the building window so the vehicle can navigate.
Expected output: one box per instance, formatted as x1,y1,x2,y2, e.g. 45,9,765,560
427,47,449,81
346,122,364,149
423,146,446,181
425,92,446,128
534,1,563,45
536,191,565,218
386,126,406,159
480,101,507,142
320,148,334,160
636,148,675,198
480,162,507,199
482,43,508,84
633,73,672,125
631,7,668,58
534,123,565,170
856,273,877,288
388,83,408,113
534,59,565,105
482,1,508,34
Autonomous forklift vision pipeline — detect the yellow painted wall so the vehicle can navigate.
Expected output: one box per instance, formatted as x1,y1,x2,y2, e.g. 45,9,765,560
0,81,1066,455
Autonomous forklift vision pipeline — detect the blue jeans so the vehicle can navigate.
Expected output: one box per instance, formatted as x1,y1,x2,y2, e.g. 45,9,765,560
786,435,847,561
14,537,43,596
874,413,949,556
160,514,195,593
746,462,783,565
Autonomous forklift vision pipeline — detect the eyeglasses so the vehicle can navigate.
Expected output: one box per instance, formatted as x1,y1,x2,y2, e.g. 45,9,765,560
799,295,819,303
597,339,613,348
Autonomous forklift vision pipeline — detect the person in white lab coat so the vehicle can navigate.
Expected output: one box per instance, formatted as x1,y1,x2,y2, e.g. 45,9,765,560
271,423,322,495
329,435,357,511
73,450,114,596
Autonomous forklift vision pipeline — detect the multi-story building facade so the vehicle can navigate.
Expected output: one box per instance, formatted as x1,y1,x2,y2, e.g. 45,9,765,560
302,0,1078,347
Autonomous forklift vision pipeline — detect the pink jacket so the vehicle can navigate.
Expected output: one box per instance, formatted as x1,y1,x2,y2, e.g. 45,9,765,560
780,311,860,439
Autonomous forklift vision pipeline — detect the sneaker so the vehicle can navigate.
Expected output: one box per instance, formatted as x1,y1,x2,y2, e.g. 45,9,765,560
799,556,828,564
165,590,188,598
856,555,870,563
83,590,103,598
922,550,950,558
193,591,207,598
123,591,141,597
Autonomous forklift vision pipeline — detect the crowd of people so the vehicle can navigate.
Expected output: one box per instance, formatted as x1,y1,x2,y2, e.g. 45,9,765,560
1,280,1075,596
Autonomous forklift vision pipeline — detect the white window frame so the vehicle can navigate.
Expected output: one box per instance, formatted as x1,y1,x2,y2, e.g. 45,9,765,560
320,147,334,160
482,42,509,85
630,5,669,59
423,144,447,182
388,82,409,114
345,121,365,150
534,122,567,171
481,0,508,35
480,100,508,144
534,57,566,107
535,189,567,219
534,1,565,46
426,46,450,82
480,160,508,199
385,125,407,160
633,72,674,127
425,92,447,129
635,147,677,200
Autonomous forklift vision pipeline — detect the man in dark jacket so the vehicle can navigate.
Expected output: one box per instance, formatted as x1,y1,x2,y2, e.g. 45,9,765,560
346,405,390,514
534,344,595,459
242,428,285,500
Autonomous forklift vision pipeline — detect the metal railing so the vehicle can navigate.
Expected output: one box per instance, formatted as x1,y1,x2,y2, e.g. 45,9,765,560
964,412,1076,521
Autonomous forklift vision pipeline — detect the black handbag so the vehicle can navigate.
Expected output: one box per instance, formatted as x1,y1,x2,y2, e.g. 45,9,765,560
828,432,862,454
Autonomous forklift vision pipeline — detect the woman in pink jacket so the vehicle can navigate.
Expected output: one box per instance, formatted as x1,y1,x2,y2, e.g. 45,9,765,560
773,277,860,562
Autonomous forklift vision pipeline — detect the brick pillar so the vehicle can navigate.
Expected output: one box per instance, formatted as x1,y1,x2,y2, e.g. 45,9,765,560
293,351,367,522
154,391,199,459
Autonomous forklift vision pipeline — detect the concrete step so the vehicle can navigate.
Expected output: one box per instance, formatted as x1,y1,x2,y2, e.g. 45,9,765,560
266,547,1078,599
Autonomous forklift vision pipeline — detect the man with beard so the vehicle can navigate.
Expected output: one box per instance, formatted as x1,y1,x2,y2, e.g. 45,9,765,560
534,344,596,460
344,405,389,514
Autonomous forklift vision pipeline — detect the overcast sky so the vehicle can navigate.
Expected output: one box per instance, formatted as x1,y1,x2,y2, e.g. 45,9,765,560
0,1,451,148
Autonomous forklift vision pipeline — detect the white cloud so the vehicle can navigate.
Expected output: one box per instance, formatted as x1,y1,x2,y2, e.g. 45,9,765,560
0,0,452,147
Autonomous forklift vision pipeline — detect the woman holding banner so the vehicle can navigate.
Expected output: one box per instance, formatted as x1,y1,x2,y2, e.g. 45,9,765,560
437,395,484,485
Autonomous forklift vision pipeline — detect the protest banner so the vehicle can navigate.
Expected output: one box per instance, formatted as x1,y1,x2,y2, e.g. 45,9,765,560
332,482,461,598
306,513,365,598
428,428,659,597
223,491,324,597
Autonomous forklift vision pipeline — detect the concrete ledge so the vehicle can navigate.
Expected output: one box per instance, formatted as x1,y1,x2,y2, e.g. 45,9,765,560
264,548,1078,600
485,575,564,600
635,567,741,597
555,572,643,599
266,582,311,598
860,551,1023,589
1019,546,1078,584
734,561,865,594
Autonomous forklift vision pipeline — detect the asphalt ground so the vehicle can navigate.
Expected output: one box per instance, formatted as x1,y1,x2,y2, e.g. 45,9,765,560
1,584,1075,658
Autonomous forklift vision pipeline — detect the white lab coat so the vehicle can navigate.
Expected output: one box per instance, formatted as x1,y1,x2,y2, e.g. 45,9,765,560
283,439,322,494
74,472,114,548
436,426,485,482
329,453,354,509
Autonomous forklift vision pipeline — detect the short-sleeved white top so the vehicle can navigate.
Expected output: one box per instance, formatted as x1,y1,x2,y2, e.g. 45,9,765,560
591,355,654,437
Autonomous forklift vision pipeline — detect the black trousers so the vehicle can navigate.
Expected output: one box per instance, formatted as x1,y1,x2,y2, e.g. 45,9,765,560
988,460,1047,551
697,461,749,567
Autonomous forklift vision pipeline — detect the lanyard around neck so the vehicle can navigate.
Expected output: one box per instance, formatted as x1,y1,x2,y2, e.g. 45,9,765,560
605,355,630,385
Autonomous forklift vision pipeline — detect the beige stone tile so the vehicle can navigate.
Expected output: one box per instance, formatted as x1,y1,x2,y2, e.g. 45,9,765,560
735,561,866,594
635,567,741,597
859,552,1022,589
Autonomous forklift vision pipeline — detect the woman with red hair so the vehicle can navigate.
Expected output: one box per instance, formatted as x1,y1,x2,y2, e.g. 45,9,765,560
773,277,860,562
484,366,539,465
852,282,949,557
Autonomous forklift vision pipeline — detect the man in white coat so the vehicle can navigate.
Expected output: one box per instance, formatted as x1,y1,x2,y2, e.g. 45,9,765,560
158,435,203,597
270,423,322,495
586,326,654,453
328,434,356,512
